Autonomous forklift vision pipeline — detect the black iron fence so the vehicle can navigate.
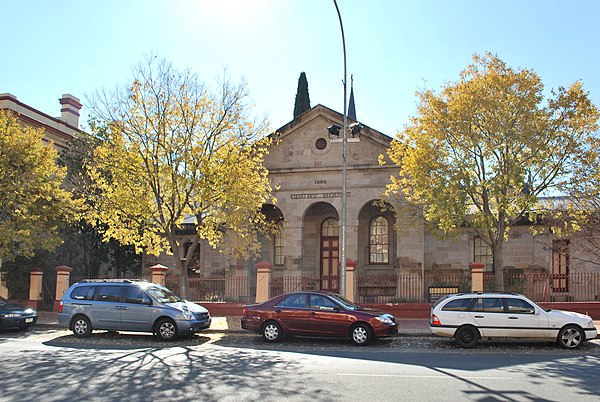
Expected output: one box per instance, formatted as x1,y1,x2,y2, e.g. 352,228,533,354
354,272,600,303
166,275,254,303
60,271,600,305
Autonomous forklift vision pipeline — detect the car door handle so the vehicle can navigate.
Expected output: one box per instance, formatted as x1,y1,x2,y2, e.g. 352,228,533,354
275,309,281,313
311,312,317,315
474,315,484,318
509,316,518,319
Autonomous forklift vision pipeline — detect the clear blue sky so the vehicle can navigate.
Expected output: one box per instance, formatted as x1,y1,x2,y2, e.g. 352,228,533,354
3,0,599,136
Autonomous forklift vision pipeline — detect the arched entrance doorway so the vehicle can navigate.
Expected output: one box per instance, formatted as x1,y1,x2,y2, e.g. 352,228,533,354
302,202,339,291
320,217,339,292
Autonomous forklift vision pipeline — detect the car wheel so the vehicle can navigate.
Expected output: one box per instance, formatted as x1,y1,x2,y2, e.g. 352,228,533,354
558,325,584,349
72,316,92,338
351,323,373,346
262,321,282,342
156,318,178,341
455,326,480,348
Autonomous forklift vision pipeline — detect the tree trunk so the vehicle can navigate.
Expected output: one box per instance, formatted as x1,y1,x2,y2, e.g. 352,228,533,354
178,261,189,299
493,242,504,291
167,234,189,299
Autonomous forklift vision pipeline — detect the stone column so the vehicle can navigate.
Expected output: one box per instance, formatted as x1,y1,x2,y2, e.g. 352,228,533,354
283,222,303,273
470,262,485,293
54,265,73,311
28,269,44,309
255,260,272,303
346,259,357,302
150,264,169,286
345,224,359,264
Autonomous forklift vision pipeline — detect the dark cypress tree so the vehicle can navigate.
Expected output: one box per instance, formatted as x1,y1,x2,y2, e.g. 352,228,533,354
293,72,311,118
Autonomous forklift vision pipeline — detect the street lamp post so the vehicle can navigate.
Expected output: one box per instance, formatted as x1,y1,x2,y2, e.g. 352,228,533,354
333,0,347,297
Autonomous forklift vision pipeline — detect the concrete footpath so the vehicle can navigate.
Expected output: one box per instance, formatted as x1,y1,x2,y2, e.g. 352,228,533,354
36,311,433,336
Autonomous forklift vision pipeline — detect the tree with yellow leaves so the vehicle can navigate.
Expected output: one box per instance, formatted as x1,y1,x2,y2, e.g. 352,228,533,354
0,110,79,261
385,53,600,290
87,56,274,297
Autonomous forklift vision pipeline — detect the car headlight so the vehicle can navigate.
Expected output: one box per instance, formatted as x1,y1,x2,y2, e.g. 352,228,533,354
376,315,395,325
24,308,35,314
181,310,195,320
2,313,20,318
588,320,596,329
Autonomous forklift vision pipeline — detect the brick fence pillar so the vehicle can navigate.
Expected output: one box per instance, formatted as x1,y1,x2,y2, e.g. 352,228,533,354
28,269,44,309
255,260,273,303
150,264,169,286
0,268,8,299
470,262,485,293
346,259,357,302
54,265,73,311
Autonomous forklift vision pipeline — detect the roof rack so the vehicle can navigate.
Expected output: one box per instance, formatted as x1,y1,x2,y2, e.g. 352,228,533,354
76,279,148,284
455,291,521,296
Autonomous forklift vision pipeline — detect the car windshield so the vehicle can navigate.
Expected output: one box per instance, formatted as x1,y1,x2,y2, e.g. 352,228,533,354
329,294,361,310
146,285,182,303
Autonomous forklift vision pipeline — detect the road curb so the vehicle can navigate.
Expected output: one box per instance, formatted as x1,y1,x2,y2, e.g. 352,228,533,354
33,322,432,336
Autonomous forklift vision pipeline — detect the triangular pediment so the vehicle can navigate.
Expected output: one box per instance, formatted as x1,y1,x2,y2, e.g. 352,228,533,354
266,104,393,171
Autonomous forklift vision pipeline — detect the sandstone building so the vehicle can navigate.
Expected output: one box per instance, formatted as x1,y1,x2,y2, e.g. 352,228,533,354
147,104,599,302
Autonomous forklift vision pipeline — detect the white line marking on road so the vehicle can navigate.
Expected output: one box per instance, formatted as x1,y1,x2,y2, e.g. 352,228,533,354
336,373,514,380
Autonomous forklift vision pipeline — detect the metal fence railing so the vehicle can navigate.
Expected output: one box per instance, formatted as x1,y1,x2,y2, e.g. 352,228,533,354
64,271,597,305
69,273,145,285
166,275,254,304
500,272,600,303
353,272,600,303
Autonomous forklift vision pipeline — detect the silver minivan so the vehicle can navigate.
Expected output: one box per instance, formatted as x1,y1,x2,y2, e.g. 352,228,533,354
58,279,211,341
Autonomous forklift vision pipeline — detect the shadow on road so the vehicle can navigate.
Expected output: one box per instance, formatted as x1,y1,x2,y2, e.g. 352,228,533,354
0,332,335,402
213,334,600,400
43,331,213,350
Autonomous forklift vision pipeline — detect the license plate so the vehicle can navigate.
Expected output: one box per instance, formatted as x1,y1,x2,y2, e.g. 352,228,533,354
25,318,33,323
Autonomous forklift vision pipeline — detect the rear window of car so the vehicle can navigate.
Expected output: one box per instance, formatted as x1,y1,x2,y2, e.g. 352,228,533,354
276,294,308,308
70,286,95,301
441,298,473,311
97,286,122,302
471,298,505,313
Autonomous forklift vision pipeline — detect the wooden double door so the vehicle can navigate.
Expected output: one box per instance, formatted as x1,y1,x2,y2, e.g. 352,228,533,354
320,218,339,292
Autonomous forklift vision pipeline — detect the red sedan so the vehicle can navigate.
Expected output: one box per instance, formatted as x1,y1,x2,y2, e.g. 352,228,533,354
241,291,398,345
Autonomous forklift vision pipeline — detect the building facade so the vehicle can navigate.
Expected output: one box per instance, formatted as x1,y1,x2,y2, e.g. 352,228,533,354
0,93,83,300
148,104,600,302
0,93,82,151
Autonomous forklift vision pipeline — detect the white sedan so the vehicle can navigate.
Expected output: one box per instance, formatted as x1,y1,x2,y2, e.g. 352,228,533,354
430,293,598,348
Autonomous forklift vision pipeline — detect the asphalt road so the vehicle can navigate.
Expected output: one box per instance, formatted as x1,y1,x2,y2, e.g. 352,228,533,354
1,327,599,402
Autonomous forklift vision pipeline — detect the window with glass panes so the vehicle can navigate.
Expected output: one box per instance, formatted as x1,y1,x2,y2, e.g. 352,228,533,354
369,216,389,264
274,227,284,266
474,236,493,271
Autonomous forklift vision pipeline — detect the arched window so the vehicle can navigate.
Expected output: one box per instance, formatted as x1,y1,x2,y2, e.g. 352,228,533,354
369,216,389,264
322,218,339,237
